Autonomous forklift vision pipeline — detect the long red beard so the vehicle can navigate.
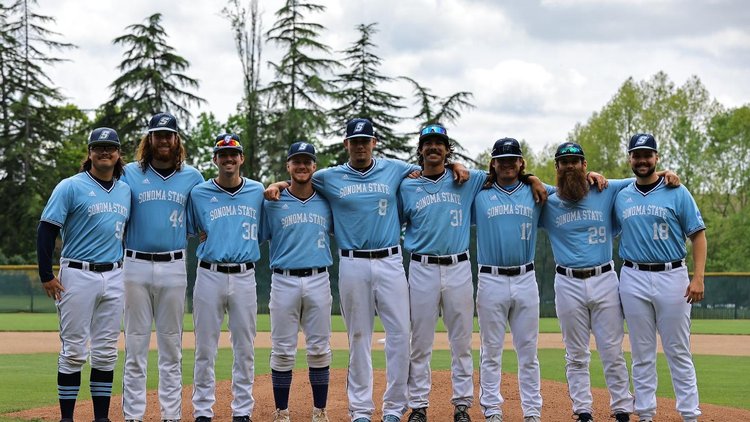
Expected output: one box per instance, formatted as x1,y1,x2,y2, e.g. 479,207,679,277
556,167,589,202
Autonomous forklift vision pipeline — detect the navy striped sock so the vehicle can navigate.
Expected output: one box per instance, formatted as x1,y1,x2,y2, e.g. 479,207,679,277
58,371,81,419
90,368,113,420
309,366,329,409
271,369,293,410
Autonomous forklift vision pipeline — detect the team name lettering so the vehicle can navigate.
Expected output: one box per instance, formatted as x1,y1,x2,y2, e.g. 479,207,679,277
280,212,328,228
554,209,604,227
209,205,257,221
87,202,128,217
137,189,187,206
486,204,534,218
415,192,462,211
339,183,390,198
621,204,669,220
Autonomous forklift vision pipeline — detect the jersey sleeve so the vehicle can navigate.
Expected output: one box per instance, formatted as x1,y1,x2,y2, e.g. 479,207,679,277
608,178,634,193
545,183,556,195
678,186,706,236
311,167,329,191
40,178,73,227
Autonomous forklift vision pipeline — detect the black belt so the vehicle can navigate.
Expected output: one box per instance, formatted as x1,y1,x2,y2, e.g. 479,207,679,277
274,267,328,277
556,263,612,279
199,260,255,274
126,250,183,262
67,261,122,272
341,246,399,259
624,260,683,272
411,252,469,266
480,262,534,276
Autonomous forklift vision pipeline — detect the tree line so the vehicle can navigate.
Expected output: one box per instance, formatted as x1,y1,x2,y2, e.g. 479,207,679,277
0,0,747,272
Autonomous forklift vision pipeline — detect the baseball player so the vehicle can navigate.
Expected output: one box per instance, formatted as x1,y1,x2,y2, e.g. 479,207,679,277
120,113,204,422
473,138,549,422
261,142,333,422
538,142,634,422
614,133,706,422
36,128,130,422
187,134,264,422
265,118,468,422
400,124,487,422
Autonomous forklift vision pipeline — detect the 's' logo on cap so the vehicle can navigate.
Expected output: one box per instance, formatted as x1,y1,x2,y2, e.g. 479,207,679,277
158,117,171,126
298,142,309,151
99,130,110,140
224,135,232,142
636,135,649,146
354,122,365,133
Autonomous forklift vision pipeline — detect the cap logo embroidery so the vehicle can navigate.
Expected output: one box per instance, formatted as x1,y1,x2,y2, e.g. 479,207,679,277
298,142,308,151
636,135,649,146
354,122,365,133
158,117,171,126
98,130,110,140
224,135,233,142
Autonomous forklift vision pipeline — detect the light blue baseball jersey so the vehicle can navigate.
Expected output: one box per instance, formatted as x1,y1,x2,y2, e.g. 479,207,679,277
261,190,333,269
187,178,264,263
40,172,130,263
311,158,418,250
539,178,632,268
474,182,551,266
120,163,204,252
615,179,705,263
400,169,486,255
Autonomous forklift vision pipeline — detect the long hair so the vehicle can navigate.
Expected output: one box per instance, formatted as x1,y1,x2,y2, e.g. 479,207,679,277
79,156,126,179
485,157,526,188
135,132,187,173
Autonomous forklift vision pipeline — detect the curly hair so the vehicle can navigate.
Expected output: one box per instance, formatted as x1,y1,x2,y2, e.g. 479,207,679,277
135,132,187,173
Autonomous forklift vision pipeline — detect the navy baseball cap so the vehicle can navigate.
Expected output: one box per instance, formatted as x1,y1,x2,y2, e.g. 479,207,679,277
345,118,376,139
491,137,523,158
287,141,316,161
628,133,658,152
418,124,450,148
213,133,243,153
148,112,179,133
555,142,585,160
88,127,121,147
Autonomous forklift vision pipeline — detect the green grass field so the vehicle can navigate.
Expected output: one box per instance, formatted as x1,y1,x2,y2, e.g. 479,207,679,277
2,313,750,335
0,348,748,416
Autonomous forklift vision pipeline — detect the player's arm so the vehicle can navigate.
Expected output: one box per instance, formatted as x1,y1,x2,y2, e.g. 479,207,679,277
36,221,64,300
584,171,608,191
656,169,680,186
519,175,548,204
446,162,469,184
685,229,707,304
264,180,289,201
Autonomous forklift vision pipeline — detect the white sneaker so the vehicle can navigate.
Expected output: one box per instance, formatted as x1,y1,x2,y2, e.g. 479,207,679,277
524,417,541,422
486,414,503,422
273,408,291,422
312,407,329,422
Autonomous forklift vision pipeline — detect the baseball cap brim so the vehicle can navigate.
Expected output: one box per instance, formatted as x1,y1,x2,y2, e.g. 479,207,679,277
287,151,316,161
627,146,657,152
492,153,522,159
88,140,120,147
148,127,178,133
345,134,376,140
214,146,243,153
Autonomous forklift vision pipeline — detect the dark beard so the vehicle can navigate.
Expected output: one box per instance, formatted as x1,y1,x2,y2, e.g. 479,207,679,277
151,144,176,163
557,167,589,202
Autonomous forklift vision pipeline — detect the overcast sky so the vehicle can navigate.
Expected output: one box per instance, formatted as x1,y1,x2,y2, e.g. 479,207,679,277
40,0,750,159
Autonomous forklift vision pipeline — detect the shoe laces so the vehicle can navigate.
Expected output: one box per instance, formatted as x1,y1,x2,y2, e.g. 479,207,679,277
454,405,470,422
408,408,427,422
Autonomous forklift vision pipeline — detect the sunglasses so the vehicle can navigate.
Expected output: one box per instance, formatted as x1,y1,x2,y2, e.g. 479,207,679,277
215,138,241,148
90,145,119,154
558,146,582,155
420,125,447,137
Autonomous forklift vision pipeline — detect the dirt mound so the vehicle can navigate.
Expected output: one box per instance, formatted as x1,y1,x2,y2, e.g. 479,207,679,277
8,369,747,421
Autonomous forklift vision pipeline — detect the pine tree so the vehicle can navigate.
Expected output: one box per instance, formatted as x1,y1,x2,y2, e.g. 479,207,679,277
98,13,206,155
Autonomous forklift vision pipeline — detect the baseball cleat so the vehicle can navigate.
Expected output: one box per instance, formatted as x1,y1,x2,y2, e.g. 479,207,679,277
194,418,211,422
407,407,427,422
614,413,630,422
382,415,400,422
454,405,471,422
273,408,290,422
311,407,329,422
485,415,502,422
232,417,250,422
523,417,541,422
576,413,594,422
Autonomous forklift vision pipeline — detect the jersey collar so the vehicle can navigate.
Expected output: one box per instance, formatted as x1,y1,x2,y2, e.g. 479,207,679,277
285,189,317,204
148,163,177,180
344,158,377,176
493,181,523,195
85,171,116,193
211,178,245,197
634,176,665,196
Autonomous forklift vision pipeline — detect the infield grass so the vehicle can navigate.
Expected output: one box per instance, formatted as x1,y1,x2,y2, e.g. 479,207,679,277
0,348,748,418
2,313,750,335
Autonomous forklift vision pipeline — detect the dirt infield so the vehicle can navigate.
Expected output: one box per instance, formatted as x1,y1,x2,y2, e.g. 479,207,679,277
8,368,749,421
1,331,749,355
